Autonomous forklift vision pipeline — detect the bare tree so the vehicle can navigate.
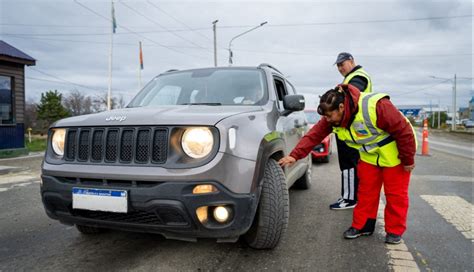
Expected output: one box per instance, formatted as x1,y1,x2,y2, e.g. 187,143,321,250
63,89,93,116
92,92,126,112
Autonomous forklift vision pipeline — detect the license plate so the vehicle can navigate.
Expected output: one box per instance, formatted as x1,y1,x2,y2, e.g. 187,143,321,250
72,187,128,213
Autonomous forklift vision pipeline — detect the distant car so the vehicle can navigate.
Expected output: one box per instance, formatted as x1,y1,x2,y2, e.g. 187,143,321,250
464,120,474,128
304,109,332,163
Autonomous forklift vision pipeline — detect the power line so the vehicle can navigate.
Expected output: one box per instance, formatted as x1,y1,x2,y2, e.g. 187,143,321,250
73,0,205,60
146,0,212,42
26,76,134,95
6,34,472,58
5,34,207,49
118,0,207,49
28,67,105,91
391,79,452,97
3,14,471,37
264,14,473,27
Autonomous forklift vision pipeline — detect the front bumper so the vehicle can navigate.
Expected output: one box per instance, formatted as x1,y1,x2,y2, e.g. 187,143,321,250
41,176,258,240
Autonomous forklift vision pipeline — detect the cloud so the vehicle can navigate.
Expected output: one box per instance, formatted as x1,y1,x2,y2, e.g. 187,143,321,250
0,0,472,109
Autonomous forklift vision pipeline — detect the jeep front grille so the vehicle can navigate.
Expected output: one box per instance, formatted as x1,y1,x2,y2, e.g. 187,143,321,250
65,127,168,164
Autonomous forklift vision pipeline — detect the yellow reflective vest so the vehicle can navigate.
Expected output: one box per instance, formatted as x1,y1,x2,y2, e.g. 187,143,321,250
332,92,415,167
343,67,372,93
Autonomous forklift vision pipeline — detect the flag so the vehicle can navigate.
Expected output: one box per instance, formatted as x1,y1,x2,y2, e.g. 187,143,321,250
112,1,117,33
139,41,144,70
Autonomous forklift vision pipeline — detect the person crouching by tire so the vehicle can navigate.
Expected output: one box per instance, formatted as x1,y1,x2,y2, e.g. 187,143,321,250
278,84,417,244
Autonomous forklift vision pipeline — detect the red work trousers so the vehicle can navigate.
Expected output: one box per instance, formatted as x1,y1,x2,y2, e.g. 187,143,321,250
352,161,411,236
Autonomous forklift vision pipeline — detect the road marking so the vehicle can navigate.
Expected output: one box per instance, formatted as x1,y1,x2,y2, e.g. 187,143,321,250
0,181,37,193
0,174,39,186
420,195,473,240
412,175,473,183
377,200,420,272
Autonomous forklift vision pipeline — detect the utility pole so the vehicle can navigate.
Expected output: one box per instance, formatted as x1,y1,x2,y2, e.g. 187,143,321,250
212,20,218,67
438,97,441,129
452,74,457,131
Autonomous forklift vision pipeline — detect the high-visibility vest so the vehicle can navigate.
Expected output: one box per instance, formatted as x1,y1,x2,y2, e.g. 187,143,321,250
343,68,372,93
332,92,415,167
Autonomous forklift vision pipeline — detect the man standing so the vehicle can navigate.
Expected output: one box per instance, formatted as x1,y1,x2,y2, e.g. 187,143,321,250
330,52,372,210
278,85,416,244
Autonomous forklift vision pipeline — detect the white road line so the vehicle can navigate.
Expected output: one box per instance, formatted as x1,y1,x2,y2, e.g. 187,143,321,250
0,181,38,193
412,175,473,183
0,174,40,185
377,200,420,272
420,195,473,240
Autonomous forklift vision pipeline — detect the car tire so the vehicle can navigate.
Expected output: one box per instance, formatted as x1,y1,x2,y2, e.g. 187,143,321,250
321,155,330,163
76,224,104,234
244,159,289,249
293,157,312,190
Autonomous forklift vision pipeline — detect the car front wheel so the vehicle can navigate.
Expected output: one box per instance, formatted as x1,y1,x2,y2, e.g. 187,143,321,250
244,159,289,249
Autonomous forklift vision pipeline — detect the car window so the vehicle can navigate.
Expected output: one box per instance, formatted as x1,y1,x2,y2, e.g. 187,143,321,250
285,80,296,95
273,77,287,101
128,69,267,107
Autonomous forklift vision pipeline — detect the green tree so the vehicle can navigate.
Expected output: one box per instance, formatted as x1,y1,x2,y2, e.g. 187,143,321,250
427,112,448,128
37,90,70,130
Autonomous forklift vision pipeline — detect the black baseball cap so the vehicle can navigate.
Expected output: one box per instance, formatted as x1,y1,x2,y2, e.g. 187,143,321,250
334,52,353,65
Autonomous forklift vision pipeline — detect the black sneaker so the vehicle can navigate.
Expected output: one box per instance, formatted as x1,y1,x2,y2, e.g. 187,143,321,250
385,233,402,244
330,199,357,210
343,227,373,239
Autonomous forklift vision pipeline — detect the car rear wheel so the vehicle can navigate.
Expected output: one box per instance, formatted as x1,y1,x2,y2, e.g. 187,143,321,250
244,159,289,249
321,155,330,163
76,224,105,234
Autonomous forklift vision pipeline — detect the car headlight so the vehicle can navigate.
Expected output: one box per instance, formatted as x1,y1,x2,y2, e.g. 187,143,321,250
181,127,214,159
51,129,66,157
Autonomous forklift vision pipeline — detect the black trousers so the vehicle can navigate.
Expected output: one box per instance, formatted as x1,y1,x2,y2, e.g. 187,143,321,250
335,135,359,201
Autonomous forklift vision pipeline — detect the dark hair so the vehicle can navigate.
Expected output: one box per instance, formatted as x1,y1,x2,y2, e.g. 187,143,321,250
317,88,345,115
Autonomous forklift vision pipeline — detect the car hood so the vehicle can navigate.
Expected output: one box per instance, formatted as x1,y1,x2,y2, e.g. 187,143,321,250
53,105,263,127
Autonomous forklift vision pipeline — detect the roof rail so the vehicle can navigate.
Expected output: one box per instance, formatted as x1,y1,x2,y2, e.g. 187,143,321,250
258,63,283,75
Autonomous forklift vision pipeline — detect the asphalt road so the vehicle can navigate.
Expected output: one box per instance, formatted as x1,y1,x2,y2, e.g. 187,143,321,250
0,133,472,271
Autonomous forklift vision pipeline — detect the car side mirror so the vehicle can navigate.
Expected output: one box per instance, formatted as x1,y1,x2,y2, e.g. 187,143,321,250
282,95,305,116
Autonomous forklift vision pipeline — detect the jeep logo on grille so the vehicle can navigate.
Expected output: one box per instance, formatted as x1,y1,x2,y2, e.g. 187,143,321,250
105,116,127,122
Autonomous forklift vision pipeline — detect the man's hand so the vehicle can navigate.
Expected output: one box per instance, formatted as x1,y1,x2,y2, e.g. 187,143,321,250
403,164,415,172
278,156,296,168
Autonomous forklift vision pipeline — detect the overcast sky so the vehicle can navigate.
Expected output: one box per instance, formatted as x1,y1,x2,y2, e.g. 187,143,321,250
0,0,472,111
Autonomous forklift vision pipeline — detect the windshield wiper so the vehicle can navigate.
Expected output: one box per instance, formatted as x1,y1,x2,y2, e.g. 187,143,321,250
180,102,222,106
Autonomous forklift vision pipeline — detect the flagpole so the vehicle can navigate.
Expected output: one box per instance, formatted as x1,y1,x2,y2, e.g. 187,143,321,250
138,41,142,90
107,0,114,111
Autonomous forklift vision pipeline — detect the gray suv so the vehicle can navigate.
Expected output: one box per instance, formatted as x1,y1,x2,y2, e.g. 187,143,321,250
40,64,312,249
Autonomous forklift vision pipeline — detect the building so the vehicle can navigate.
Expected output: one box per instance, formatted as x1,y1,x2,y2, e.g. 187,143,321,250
0,40,36,152
398,104,448,125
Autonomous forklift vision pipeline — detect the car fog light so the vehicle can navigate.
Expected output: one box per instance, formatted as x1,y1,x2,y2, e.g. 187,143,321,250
196,206,208,223
213,206,231,223
193,184,218,194
319,147,324,152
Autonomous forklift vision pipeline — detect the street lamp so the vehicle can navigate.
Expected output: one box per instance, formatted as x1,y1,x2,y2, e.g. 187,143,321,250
429,75,457,131
212,20,218,67
424,92,441,129
228,21,267,66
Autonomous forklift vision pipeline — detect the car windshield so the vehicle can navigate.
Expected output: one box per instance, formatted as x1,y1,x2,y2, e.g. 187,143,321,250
128,68,267,107
304,111,320,124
